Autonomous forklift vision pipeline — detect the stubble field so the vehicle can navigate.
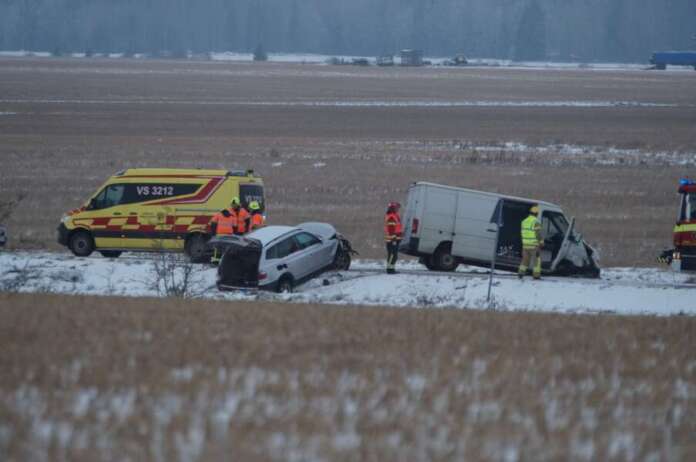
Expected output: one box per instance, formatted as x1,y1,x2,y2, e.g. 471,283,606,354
2,59,696,461
1,58,696,265
1,293,695,461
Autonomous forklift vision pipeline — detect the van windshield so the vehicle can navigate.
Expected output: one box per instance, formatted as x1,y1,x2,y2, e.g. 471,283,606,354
689,194,696,221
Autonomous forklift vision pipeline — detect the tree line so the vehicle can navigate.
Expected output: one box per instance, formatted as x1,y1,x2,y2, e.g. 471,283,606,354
0,0,694,62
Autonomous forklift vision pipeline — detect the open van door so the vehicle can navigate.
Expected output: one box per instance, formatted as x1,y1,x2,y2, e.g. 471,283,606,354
550,217,575,272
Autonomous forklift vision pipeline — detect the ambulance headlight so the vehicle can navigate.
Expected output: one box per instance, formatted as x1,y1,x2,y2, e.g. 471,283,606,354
61,215,71,224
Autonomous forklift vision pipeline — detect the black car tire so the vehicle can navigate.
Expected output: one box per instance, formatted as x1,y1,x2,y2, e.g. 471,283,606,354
100,250,122,259
185,234,209,263
277,276,294,293
420,255,438,271
433,244,459,272
69,231,95,257
334,249,351,271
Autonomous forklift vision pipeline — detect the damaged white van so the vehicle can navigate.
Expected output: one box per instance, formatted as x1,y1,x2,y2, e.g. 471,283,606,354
400,182,600,277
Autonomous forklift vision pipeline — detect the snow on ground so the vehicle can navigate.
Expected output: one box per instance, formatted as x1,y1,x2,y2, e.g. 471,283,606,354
4,49,696,72
1,251,694,316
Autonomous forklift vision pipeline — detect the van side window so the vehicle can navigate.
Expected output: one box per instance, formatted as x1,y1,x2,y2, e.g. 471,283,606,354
91,184,124,209
689,194,696,221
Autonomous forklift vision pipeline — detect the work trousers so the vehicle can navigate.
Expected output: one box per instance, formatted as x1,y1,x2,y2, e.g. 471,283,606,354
386,240,400,272
518,246,541,278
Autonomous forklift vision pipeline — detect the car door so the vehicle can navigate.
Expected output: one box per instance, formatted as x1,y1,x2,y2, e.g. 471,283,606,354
293,231,328,273
265,234,306,282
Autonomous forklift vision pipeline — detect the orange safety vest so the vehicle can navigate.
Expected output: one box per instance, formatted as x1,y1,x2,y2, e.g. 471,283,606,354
384,212,403,242
250,212,265,231
235,208,251,234
211,210,237,235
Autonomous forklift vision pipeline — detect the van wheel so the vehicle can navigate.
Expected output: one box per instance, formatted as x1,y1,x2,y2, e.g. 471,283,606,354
100,250,122,259
433,244,459,272
69,231,94,257
185,234,209,263
421,256,437,271
277,276,294,293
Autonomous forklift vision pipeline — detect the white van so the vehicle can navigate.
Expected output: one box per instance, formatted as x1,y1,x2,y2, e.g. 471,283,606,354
400,182,600,277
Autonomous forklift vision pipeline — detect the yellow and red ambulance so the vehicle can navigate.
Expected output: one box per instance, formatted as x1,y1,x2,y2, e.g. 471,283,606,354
57,168,264,261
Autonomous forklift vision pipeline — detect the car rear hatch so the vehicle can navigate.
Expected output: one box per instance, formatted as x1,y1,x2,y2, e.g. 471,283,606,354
209,235,262,290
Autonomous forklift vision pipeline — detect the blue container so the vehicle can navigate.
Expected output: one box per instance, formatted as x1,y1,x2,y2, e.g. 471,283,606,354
650,51,696,69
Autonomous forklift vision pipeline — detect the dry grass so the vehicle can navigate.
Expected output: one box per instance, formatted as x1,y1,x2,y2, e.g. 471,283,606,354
1,58,695,265
0,292,695,461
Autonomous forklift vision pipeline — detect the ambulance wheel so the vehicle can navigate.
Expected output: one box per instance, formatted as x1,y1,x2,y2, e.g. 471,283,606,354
433,244,459,272
100,250,122,259
69,231,94,257
185,234,209,263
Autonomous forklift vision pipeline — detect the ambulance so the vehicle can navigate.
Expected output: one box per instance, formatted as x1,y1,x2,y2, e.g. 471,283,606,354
57,168,264,261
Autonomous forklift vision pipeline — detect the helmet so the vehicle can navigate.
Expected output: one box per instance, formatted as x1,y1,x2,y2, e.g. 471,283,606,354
248,200,260,211
388,201,401,210
230,197,240,207
530,205,540,215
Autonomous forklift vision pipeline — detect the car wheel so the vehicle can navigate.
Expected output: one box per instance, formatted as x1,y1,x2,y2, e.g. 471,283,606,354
69,231,94,257
185,234,209,263
433,244,458,272
334,249,351,271
100,250,122,259
277,276,294,294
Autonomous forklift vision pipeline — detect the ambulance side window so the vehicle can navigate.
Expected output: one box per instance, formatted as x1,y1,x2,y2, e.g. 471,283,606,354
689,194,696,221
92,185,124,209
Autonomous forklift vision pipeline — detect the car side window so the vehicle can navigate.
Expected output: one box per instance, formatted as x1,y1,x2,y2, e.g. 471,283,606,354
294,232,320,249
266,236,300,260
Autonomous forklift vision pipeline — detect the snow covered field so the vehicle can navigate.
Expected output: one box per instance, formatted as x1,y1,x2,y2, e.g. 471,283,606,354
1,251,693,316
4,49,696,72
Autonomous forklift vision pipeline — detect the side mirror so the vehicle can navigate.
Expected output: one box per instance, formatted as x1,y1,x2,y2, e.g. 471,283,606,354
87,198,97,210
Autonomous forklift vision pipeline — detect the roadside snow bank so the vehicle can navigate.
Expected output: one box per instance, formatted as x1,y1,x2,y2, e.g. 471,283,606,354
0,252,693,316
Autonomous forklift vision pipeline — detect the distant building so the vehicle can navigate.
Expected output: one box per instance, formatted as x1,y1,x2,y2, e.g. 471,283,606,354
400,49,423,67
377,55,394,66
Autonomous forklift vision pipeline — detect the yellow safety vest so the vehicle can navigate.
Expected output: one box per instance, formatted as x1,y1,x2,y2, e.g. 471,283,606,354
521,215,541,248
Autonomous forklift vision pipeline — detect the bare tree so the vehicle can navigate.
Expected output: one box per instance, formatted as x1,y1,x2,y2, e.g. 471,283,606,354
147,241,210,298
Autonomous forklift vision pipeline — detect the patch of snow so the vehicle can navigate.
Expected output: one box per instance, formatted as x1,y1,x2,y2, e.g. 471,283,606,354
313,162,326,168
1,251,695,315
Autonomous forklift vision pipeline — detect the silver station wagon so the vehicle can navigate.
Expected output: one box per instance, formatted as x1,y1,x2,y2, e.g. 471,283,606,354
209,223,355,292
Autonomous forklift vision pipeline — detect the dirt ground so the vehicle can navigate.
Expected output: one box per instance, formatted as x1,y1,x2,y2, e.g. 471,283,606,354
1,57,696,265
1,293,694,460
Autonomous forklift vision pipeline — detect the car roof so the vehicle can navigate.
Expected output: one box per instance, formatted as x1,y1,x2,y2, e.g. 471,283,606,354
246,226,298,245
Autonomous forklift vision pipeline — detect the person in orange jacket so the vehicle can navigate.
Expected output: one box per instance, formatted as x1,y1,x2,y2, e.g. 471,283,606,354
384,201,403,274
209,199,240,264
231,197,250,235
248,201,265,231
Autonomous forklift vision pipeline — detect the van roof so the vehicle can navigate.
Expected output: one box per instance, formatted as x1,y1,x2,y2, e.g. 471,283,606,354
114,168,259,178
412,181,561,210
